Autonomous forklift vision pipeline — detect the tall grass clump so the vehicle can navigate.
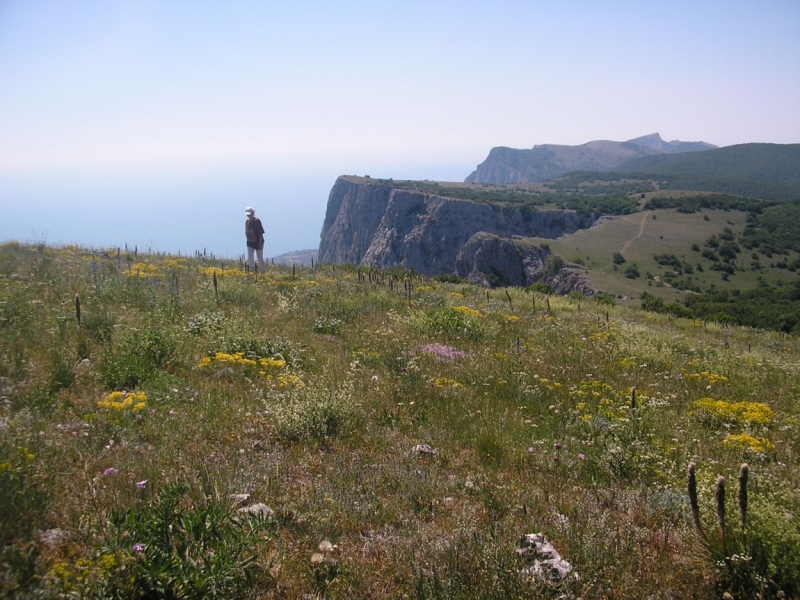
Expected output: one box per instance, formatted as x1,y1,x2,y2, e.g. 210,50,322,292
688,463,800,598
47,481,272,599
267,380,356,442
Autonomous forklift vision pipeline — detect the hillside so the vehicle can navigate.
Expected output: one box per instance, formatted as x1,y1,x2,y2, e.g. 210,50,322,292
548,143,800,201
614,143,800,183
1,242,798,598
464,133,716,184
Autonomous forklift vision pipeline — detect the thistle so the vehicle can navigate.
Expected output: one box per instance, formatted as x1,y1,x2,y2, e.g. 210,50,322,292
716,476,726,552
630,387,636,410
687,462,704,538
213,270,218,300
738,463,749,531
75,294,81,328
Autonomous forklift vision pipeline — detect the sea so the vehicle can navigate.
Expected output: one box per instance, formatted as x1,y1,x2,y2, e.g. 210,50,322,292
0,160,474,260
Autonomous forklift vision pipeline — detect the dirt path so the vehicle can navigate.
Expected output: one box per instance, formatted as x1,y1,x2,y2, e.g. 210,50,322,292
620,211,650,254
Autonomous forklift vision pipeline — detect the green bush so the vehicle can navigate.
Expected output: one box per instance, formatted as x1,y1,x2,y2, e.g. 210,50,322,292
268,381,355,443
624,264,640,279
527,282,553,295
593,292,616,306
99,328,174,389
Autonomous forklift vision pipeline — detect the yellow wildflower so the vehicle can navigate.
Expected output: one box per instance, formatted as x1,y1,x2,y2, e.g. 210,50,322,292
692,398,773,426
721,433,775,454
453,306,483,318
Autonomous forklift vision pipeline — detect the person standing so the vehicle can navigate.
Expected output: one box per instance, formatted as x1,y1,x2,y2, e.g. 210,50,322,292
245,206,265,272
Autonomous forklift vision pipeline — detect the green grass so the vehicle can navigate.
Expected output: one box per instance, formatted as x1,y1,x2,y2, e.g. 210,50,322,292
525,208,800,304
1,241,799,598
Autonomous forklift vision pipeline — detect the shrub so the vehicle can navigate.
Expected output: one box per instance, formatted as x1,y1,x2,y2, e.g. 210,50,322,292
99,328,174,389
612,252,626,264
593,293,616,306
527,282,553,295
624,264,640,279
269,381,355,442
434,273,466,284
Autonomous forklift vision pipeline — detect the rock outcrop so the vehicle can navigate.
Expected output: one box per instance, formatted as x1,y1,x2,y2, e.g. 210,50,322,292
318,177,597,291
465,133,716,184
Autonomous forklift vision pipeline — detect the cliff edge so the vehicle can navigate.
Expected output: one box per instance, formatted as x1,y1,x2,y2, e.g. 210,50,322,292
318,176,598,290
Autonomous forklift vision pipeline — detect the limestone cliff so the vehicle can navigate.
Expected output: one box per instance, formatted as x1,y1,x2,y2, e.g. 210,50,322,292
318,176,598,290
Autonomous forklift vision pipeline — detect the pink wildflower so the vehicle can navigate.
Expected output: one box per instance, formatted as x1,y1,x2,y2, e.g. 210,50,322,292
103,467,118,476
135,480,147,489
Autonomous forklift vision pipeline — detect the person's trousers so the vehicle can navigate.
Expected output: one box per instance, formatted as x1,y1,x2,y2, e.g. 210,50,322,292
247,247,264,271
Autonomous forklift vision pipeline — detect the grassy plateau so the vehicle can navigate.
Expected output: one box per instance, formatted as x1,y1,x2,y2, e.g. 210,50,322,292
1,242,799,599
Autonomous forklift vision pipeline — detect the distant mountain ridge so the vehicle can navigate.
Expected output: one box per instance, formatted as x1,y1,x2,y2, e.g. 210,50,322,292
465,133,716,184
613,143,800,183
548,142,800,202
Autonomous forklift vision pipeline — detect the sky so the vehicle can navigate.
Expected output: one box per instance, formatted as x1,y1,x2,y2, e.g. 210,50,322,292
1,1,798,257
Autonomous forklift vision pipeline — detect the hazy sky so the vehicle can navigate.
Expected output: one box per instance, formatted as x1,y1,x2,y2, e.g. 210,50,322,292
1,1,798,256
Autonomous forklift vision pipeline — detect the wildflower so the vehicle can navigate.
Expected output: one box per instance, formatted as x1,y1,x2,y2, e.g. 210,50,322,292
418,344,467,363
528,447,535,453
577,454,585,460
453,305,483,318
554,442,562,450
103,467,118,476
132,543,145,552
135,480,147,489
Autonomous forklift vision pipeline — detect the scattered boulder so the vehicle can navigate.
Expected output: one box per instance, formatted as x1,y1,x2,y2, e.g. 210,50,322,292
517,533,576,582
237,503,274,518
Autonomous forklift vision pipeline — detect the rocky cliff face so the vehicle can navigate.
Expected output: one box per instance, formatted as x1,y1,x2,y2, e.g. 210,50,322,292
318,176,598,290
465,133,717,185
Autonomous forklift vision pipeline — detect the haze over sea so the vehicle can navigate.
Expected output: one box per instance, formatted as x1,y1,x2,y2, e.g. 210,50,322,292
1,2,798,258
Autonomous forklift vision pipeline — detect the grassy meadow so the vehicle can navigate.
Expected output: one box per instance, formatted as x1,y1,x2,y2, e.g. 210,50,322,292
529,207,800,304
1,241,799,598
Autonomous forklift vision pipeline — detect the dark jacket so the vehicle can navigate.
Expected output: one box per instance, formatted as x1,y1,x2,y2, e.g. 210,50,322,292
245,216,265,250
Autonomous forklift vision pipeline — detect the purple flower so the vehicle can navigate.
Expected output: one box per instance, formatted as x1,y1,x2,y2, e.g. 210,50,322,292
577,453,586,461
135,480,147,489
554,442,562,450
132,543,145,552
527,447,535,453
103,467,118,476
418,344,467,363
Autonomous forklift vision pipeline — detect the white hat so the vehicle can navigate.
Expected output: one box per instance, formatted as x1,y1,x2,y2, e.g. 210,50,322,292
245,207,255,216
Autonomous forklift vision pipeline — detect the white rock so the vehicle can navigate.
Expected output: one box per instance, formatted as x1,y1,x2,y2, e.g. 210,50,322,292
237,503,274,518
517,533,576,582
411,444,436,455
